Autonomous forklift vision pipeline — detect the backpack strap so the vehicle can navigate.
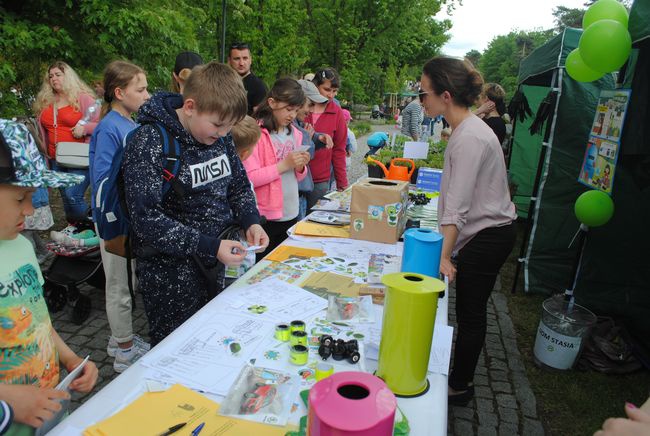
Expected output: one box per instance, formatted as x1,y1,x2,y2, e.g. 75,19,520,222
152,123,185,198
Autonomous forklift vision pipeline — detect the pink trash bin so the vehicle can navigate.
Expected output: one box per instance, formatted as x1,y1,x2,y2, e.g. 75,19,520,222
308,371,397,436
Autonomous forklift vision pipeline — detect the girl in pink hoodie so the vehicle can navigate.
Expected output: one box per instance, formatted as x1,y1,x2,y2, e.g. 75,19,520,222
244,78,310,259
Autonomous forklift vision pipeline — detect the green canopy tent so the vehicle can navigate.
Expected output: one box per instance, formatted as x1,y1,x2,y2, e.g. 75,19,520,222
509,28,615,295
574,0,650,355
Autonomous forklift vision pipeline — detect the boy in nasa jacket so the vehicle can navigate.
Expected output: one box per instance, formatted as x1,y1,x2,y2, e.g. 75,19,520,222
122,63,268,344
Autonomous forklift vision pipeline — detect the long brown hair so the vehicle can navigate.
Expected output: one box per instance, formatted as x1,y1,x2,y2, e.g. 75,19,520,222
100,60,146,118
253,78,305,132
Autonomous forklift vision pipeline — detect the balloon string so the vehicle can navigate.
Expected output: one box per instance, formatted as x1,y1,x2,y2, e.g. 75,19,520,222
568,226,582,249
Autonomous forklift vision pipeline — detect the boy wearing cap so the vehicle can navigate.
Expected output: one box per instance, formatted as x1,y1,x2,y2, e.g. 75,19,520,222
172,51,203,93
0,119,98,434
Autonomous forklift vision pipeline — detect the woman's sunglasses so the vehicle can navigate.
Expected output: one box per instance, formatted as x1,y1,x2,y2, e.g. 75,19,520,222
418,89,429,103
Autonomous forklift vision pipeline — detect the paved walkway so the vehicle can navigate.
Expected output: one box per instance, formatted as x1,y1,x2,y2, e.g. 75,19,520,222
47,120,544,434
447,284,545,435
50,287,150,409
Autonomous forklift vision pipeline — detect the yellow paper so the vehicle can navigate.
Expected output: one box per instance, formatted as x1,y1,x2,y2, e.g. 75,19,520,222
293,221,350,238
83,384,287,436
301,271,362,298
266,245,326,262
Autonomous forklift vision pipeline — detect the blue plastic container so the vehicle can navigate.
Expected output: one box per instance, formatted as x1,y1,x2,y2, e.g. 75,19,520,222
401,228,444,278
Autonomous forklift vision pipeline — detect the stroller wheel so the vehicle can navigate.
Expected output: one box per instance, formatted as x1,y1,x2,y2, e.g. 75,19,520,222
71,294,92,325
43,279,67,313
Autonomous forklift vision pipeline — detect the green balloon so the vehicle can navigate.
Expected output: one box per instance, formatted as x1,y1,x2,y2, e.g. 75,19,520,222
579,19,632,73
566,49,604,82
583,0,629,29
574,190,614,227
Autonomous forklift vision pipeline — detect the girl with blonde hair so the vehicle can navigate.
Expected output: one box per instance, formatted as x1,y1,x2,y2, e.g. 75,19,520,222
89,60,151,372
34,61,99,224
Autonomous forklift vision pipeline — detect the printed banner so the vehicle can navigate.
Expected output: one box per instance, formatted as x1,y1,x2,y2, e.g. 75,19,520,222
578,89,631,194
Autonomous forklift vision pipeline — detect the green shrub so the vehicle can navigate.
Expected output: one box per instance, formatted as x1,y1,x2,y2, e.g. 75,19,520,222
350,121,371,137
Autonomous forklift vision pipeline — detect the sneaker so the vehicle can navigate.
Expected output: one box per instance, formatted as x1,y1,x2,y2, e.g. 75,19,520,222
113,346,147,373
107,335,151,357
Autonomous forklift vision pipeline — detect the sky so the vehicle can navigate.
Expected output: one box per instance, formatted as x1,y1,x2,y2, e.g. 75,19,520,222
439,0,589,57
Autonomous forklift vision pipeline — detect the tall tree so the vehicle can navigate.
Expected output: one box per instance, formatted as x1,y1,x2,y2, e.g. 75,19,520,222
552,6,586,30
478,30,553,97
465,49,481,67
0,0,206,117
0,0,454,116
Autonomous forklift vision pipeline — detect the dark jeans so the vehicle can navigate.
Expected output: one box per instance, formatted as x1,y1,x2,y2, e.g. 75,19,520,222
257,218,298,262
49,159,90,222
449,223,516,391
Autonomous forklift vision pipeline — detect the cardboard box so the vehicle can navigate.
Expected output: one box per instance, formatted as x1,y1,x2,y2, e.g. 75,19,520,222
350,178,409,244
416,167,443,192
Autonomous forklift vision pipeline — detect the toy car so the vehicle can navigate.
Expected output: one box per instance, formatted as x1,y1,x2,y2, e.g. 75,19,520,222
318,335,361,364
240,382,277,415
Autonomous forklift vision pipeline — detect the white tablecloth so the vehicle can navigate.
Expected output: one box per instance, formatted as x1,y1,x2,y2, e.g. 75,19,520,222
50,235,448,435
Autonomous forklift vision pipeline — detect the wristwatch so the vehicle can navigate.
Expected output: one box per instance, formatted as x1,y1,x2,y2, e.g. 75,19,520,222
78,120,87,126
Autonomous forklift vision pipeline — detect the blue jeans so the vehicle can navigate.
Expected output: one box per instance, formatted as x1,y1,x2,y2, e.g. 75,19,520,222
49,160,90,222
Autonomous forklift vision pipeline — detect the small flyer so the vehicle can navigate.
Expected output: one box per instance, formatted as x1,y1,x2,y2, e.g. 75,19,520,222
578,89,631,194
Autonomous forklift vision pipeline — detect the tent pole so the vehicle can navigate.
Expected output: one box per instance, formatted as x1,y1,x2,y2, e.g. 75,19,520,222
511,73,559,294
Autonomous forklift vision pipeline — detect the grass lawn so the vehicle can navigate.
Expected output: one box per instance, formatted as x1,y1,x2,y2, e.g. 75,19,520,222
499,221,650,435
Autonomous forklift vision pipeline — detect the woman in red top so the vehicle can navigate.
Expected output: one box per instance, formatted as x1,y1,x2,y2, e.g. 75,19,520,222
34,61,99,223
305,67,348,209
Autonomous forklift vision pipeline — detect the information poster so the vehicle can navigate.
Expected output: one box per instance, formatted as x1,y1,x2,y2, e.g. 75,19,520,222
578,89,631,194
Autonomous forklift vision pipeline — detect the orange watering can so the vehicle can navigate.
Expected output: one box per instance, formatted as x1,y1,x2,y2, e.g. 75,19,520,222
366,156,416,182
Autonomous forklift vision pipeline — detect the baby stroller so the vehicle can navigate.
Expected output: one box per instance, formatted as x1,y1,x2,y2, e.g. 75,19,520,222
371,105,390,120
43,217,105,325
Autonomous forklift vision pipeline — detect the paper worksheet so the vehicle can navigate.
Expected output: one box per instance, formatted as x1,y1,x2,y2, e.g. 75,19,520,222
84,384,287,436
320,239,403,283
56,355,90,390
218,278,328,322
139,314,274,394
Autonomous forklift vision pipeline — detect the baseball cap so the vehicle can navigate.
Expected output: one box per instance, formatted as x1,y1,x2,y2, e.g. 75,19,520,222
297,79,328,104
0,119,84,188
174,51,203,75
342,109,352,122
